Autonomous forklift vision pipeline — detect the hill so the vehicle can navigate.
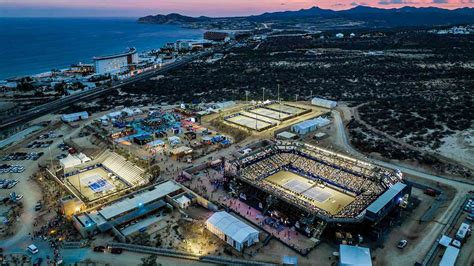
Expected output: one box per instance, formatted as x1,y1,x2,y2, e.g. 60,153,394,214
138,6,474,28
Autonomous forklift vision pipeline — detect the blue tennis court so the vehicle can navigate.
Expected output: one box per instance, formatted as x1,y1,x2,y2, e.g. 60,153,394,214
81,174,115,193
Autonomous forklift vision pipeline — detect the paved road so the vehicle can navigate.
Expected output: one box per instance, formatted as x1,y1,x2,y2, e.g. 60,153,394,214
0,49,215,132
0,124,84,260
331,110,474,265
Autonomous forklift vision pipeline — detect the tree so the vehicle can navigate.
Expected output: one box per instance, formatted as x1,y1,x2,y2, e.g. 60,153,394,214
141,255,159,266
17,77,34,92
148,164,161,182
54,81,67,95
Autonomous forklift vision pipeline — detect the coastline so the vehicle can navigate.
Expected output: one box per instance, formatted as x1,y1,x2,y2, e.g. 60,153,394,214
0,17,205,80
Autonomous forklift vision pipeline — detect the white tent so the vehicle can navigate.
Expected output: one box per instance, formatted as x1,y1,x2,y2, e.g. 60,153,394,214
206,211,259,251
439,235,452,247
76,153,91,163
339,245,372,266
61,111,89,123
60,154,82,169
311,97,337,109
175,195,191,209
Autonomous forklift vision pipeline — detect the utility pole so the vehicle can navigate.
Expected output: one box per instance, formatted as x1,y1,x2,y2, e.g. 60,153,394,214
48,146,54,173
295,94,298,102
245,90,249,104
277,84,280,103
262,87,265,102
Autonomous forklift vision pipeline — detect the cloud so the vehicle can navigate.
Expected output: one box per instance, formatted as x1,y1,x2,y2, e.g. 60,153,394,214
432,0,448,3
350,2,369,6
378,0,417,4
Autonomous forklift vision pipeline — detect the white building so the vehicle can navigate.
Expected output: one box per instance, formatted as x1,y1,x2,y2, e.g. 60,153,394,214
206,211,259,251
93,48,138,75
61,111,89,123
311,97,337,109
336,33,344,38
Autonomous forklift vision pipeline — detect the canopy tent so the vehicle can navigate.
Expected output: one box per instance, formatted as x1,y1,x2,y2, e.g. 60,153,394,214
60,154,82,169
146,139,165,147
206,211,259,251
439,235,452,247
168,136,180,146
76,153,91,163
311,97,337,109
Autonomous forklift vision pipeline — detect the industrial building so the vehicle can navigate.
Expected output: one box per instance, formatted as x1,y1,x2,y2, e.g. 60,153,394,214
72,180,188,239
291,117,330,135
61,111,89,123
311,97,337,109
206,211,259,251
93,47,138,75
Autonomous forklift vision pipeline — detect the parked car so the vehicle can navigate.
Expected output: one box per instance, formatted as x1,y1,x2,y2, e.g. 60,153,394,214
33,257,43,266
397,240,408,249
27,244,39,254
424,188,437,197
93,246,106,252
109,247,123,254
35,201,42,211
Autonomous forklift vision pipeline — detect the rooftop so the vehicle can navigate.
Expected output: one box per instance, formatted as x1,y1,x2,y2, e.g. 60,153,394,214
98,180,181,220
366,182,406,214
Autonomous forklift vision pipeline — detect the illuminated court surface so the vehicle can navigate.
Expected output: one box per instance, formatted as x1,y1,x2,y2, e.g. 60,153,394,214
65,167,129,201
249,108,291,120
266,103,307,115
264,170,355,215
226,115,272,130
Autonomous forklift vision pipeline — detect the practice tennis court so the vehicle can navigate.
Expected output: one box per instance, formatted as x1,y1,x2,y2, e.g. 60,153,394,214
226,115,273,131
266,104,308,115
249,108,291,121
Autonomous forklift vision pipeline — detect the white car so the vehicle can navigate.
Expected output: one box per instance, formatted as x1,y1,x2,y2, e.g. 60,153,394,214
27,244,39,254
397,240,408,249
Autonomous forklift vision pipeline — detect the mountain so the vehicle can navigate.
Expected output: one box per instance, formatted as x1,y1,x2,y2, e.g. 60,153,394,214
138,13,210,24
138,6,474,28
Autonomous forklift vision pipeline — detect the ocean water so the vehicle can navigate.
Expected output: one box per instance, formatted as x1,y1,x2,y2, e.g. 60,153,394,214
0,17,204,79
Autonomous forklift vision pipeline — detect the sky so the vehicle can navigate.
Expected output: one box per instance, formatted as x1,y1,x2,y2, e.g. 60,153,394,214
0,0,473,17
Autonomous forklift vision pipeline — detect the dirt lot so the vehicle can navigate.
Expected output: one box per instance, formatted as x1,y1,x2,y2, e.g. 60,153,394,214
374,187,451,265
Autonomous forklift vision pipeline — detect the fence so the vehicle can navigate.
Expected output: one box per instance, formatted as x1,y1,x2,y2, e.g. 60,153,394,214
107,242,276,266
421,194,470,266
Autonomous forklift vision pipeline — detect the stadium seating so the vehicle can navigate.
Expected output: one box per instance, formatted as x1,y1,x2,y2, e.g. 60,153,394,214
101,152,145,186
236,143,401,219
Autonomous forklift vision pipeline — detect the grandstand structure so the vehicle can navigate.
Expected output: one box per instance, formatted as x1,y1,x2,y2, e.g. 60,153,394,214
58,150,148,206
229,141,409,238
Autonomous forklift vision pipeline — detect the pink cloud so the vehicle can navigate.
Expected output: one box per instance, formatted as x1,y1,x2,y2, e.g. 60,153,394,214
0,0,472,17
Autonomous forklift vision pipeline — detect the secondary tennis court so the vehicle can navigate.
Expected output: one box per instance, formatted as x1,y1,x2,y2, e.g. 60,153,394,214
81,174,115,193
65,167,129,202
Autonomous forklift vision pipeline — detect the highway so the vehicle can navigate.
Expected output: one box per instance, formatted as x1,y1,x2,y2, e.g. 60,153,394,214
0,48,215,132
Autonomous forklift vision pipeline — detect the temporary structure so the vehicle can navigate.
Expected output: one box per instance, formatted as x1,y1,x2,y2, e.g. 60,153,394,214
206,211,259,251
